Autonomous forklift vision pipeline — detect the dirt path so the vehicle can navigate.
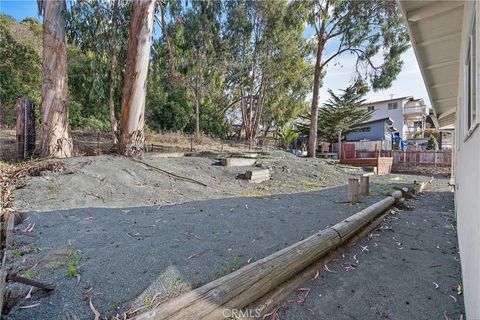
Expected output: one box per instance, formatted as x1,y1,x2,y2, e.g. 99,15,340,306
271,178,464,320
3,174,420,319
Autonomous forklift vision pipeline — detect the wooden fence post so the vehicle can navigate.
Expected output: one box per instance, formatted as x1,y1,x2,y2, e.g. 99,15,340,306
360,175,369,196
348,178,359,202
16,98,35,160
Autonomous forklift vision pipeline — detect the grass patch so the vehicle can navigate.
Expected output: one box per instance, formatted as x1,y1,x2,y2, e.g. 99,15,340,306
65,248,81,277
22,269,38,279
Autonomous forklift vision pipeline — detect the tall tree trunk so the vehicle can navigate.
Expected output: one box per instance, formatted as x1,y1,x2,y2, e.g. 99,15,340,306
338,130,342,160
38,0,72,158
118,0,156,157
108,54,119,147
307,41,324,158
108,0,120,147
307,0,330,158
194,77,200,137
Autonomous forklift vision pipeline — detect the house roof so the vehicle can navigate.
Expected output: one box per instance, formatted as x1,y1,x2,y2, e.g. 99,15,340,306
361,96,412,106
354,117,394,126
397,1,465,128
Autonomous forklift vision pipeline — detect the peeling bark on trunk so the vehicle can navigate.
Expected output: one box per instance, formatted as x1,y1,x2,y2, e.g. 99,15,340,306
108,54,119,147
38,0,72,158
118,0,156,157
108,0,120,147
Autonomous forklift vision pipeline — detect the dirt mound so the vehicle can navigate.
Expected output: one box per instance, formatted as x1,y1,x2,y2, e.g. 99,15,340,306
11,153,361,212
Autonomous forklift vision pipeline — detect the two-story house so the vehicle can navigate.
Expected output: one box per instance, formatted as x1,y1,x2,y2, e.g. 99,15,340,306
360,97,430,141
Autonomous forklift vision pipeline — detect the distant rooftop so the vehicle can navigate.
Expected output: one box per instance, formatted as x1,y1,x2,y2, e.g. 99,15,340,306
362,96,413,106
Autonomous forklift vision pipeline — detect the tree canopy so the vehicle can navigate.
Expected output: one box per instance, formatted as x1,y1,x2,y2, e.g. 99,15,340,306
298,85,373,144
1,0,408,147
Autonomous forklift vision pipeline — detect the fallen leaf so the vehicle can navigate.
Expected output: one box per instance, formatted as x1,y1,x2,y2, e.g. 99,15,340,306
432,282,439,289
296,288,310,304
25,287,33,300
323,264,336,273
341,262,357,271
443,311,451,320
449,295,457,303
19,303,40,309
89,297,101,320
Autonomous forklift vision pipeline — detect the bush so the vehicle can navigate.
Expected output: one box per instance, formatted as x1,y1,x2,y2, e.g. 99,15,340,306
278,127,299,149
426,135,438,150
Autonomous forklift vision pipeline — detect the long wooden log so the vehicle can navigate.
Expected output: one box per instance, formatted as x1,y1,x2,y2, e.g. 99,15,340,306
132,191,402,320
241,208,393,319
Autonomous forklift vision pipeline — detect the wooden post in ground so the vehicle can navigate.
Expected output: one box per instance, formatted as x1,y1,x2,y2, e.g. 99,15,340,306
16,98,36,160
360,175,369,196
348,178,359,202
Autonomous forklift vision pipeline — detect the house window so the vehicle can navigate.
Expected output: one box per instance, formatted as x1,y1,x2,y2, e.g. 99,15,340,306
367,106,375,111
352,127,371,132
466,10,477,132
388,102,398,110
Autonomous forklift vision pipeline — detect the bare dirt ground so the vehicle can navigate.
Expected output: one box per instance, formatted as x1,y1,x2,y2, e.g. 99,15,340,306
1,153,463,320
10,152,364,212
275,179,464,320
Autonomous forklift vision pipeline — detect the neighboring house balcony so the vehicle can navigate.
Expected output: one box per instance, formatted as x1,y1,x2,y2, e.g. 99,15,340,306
403,105,428,120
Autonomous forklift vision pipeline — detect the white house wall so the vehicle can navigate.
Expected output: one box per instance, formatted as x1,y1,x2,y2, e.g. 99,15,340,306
455,2,480,318
362,98,408,140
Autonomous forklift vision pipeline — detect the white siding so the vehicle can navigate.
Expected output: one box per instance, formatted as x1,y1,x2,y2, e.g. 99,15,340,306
363,98,408,139
455,2,480,318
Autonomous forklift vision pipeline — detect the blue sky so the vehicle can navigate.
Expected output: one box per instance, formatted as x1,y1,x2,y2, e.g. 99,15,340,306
0,0,430,106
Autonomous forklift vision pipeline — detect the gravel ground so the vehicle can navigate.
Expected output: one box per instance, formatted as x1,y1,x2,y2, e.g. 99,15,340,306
271,178,464,320
3,169,420,319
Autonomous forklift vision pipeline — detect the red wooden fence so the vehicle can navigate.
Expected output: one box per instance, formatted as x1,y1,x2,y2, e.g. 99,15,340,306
392,150,452,167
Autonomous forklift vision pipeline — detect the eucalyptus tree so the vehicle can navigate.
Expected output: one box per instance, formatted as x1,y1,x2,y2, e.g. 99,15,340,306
37,0,73,158
118,0,156,157
181,0,223,136
224,0,312,142
0,15,41,127
66,0,132,146
298,0,410,157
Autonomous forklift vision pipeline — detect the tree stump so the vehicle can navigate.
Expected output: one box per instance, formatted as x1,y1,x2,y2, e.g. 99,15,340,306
360,175,369,196
348,178,359,202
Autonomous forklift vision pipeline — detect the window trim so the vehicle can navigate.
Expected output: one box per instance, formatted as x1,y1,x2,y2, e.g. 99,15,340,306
464,5,479,141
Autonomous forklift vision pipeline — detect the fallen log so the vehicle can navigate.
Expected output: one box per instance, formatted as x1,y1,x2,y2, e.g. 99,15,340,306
241,206,394,319
132,191,402,320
